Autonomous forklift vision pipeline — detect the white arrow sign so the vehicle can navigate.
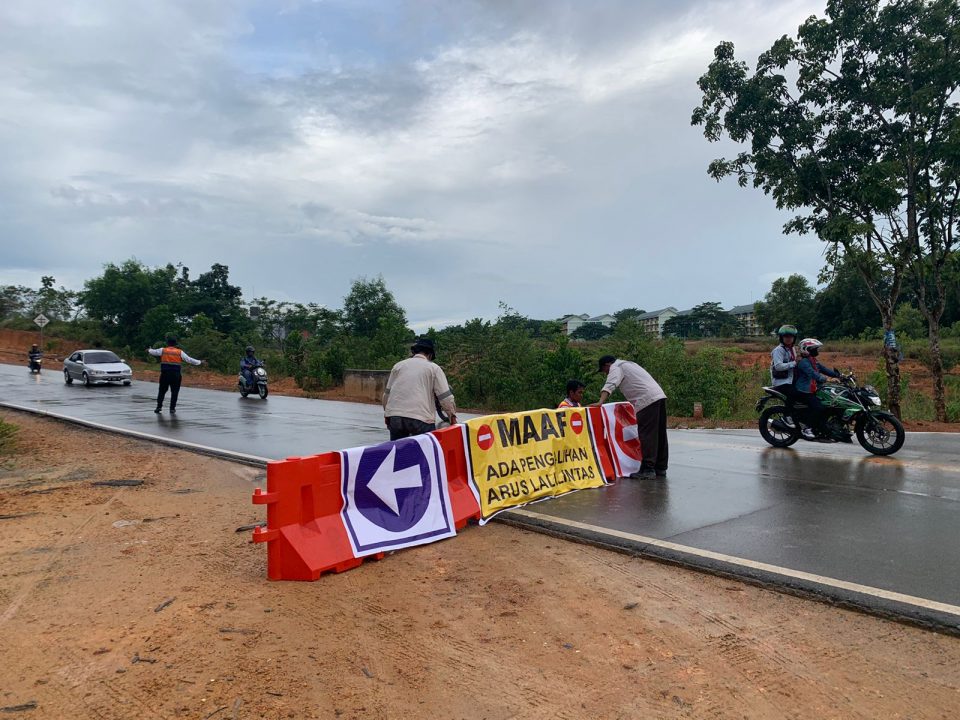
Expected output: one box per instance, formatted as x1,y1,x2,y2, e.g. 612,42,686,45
367,445,423,515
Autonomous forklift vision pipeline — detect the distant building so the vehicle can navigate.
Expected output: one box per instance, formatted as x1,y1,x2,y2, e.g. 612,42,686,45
727,303,761,335
558,313,618,336
634,307,679,337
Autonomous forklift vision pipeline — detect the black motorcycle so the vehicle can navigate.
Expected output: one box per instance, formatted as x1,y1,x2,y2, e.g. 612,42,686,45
28,353,42,374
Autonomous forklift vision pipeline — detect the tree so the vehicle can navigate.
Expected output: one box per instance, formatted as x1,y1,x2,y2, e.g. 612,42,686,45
661,314,698,339
691,1,960,417
80,260,177,346
753,274,817,335
613,307,645,323
341,276,407,339
811,256,883,338
663,303,740,338
570,322,614,340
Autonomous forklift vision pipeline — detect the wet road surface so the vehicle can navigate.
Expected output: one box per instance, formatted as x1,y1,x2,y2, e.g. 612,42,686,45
2,363,958,630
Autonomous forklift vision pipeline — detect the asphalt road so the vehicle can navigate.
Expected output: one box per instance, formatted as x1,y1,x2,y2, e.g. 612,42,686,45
3,363,958,631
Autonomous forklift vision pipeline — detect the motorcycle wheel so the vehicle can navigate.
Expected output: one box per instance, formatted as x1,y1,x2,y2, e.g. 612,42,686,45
856,412,905,456
759,405,800,447
64,369,73,385
239,384,249,398
258,383,268,399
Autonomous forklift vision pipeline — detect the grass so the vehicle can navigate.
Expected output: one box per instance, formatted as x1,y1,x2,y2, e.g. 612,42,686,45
0,417,18,455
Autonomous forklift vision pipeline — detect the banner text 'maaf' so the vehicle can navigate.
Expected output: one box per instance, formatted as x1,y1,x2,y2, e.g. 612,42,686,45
464,408,607,521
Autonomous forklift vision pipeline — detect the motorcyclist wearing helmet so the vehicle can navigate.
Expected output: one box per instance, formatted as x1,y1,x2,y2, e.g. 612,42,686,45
771,325,799,387
28,344,42,362
240,345,261,388
770,324,814,438
794,338,843,439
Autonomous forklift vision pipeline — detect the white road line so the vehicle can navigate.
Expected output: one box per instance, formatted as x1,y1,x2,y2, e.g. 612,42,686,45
0,401,271,465
506,508,960,618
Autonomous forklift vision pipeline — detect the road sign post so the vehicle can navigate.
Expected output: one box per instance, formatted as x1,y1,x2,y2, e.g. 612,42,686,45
34,313,49,349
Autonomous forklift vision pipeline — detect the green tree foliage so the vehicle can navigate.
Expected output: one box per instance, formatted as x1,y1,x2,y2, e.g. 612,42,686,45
662,303,741,338
613,307,645,323
753,275,816,335
570,322,613,340
342,276,406,338
810,257,885,339
80,259,253,351
691,1,960,416
0,278,76,323
893,304,927,339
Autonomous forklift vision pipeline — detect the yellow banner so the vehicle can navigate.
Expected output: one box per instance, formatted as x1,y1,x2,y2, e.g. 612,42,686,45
464,407,606,521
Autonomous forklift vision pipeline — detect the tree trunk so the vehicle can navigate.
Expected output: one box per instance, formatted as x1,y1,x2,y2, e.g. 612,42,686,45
882,319,902,419
884,353,902,419
928,318,947,422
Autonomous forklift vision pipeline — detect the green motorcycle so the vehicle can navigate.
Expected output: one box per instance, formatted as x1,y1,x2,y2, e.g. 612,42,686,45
756,374,905,456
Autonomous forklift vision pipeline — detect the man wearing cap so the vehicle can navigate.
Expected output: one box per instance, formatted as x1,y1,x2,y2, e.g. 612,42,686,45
382,338,458,441
593,355,667,479
146,336,202,414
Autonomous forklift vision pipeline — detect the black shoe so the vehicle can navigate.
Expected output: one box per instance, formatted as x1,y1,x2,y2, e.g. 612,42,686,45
630,469,656,480
170,408,176,415
154,407,162,414
655,470,667,478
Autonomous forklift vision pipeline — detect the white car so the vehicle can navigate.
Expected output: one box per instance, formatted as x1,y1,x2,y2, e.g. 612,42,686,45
63,349,133,386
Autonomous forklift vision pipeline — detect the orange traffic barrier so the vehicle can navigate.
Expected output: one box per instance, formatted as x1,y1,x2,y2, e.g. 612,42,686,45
252,452,383,580
252,411,615,581
431,426,481,528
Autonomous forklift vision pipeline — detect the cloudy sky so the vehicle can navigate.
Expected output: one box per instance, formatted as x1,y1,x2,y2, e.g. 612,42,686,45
0,0,828,329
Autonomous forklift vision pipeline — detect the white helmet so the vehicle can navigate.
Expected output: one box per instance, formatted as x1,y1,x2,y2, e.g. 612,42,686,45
798,338,823,356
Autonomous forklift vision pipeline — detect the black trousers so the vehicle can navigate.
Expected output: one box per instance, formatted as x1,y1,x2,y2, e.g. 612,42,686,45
636,398,668,473
157,369,182,410
387,416,435,441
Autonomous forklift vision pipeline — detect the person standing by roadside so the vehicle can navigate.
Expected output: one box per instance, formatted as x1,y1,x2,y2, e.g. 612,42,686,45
558,379,586,408
593,355,667,479
383,338,457,440
147,336,202,414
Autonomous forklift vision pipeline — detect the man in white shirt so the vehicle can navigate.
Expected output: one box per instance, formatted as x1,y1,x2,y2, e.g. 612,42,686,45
382,338,457,441
593,354,668,479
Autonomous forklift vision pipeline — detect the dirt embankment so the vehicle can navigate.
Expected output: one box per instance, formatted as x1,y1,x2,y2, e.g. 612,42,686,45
1,410,959,719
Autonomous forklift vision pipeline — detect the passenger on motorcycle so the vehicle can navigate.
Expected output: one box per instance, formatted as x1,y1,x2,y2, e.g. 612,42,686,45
240,346,261,387
794,338,845,440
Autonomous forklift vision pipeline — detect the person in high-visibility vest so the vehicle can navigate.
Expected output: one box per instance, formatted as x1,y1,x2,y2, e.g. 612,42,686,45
558,379,585,408
146,336,202,414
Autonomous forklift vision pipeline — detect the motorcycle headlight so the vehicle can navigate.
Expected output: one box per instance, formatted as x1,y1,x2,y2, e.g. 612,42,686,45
255,368,266,377
870,396,881,406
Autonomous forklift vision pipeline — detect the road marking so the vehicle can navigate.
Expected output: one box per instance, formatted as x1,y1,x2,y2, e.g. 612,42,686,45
0,401,271,465
505,508,960,618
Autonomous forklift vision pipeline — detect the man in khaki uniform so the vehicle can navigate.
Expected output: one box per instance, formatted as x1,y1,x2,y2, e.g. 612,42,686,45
382,338,457,440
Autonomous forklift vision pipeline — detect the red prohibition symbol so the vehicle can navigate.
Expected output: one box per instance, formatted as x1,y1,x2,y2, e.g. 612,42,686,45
570,412,584,435
476,424,494,450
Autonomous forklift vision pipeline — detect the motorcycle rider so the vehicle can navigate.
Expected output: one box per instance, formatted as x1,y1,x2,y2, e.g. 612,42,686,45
28,343,42,371
239,345,261,388
794,338,847,441
770,325,813,439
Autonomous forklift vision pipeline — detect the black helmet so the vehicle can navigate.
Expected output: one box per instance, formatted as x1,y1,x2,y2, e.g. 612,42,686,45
245,345,255,355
